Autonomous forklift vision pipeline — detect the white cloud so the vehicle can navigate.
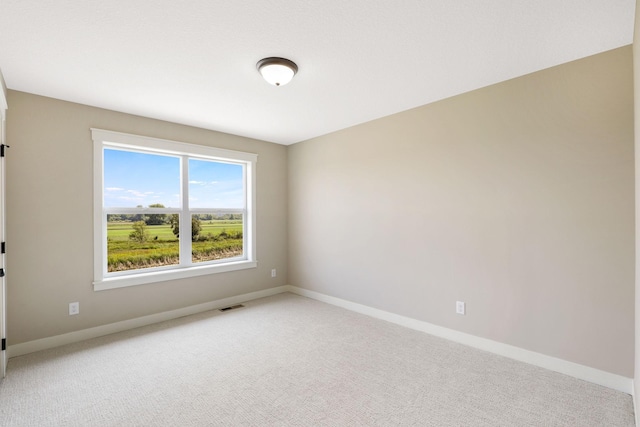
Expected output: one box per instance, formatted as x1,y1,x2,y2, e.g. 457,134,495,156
105,187,124,192
126,189,147,198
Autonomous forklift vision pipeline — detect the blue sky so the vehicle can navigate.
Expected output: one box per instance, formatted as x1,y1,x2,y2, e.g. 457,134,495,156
104,149,244,209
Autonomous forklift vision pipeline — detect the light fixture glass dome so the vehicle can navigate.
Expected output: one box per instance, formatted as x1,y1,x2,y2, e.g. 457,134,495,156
257,57,298,86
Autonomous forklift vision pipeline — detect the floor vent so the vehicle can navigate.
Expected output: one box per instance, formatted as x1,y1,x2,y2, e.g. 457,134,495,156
219,304,245,312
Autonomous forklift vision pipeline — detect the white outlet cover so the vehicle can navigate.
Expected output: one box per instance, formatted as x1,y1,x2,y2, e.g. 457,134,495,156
69,302,79,315
456,301,465,315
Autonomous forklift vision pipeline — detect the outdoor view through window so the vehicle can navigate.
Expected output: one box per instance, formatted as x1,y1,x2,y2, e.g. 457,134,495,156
104,148,245,273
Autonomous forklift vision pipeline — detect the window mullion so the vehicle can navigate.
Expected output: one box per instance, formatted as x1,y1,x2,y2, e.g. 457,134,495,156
104,208,182,214
180,156,191,267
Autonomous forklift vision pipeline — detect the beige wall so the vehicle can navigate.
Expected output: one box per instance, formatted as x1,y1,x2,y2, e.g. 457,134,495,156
5,91,288,345
289,47,635,377
3,44,634,379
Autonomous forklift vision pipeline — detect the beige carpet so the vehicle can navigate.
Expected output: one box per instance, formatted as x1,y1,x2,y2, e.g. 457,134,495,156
0,292,634,426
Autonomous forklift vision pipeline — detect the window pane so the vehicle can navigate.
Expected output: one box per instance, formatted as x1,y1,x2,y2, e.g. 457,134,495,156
188,159,244,209
191,213,243,263
107,214,180,272
104,149,180,208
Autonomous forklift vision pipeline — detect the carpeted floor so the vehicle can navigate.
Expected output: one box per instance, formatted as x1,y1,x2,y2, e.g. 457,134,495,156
0,292,634,426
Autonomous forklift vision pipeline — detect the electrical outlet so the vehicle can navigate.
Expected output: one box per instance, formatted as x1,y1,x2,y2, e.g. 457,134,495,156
456,301,465,315
271,268,277,278
69,302,79,316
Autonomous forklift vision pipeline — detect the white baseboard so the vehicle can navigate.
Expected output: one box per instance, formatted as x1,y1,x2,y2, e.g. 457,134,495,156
8,286,290,359
287,285,633,395
633,381,638,426
8,284,633,395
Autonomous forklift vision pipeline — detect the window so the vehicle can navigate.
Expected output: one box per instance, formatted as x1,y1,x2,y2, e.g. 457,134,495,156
93,129,257,290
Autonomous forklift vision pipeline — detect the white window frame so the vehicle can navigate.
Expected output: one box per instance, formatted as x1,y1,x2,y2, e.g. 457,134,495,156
92,129,257,291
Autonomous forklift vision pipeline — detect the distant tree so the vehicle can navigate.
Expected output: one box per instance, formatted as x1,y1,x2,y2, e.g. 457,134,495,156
129,221,149,243
191,216,201,241
145,203,167,225
131,205,147,222
169,214,201,241
169,214,180,238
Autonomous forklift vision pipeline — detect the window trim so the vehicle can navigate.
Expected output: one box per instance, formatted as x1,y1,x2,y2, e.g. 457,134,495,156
92,128,258,291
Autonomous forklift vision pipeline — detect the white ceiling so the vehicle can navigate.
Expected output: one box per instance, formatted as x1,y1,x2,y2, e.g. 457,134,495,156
0,0,635,145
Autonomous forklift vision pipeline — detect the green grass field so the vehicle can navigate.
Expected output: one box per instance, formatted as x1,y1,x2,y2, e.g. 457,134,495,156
107,220,243,272
107,220,242,241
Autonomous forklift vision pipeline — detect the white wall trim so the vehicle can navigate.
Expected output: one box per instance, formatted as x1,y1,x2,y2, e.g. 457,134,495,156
287,285,633,395
633,380,638,427
0,67,7,115
8,284,633,395
7,286,289,359
91,128,258,291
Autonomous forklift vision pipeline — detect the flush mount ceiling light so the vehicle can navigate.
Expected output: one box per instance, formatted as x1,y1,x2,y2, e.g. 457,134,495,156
257,57,298,86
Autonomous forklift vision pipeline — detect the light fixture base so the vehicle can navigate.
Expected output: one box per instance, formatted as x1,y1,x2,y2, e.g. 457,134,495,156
257,57,298,86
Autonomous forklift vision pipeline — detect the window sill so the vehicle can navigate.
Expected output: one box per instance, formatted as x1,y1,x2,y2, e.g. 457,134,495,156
93,260,258,291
